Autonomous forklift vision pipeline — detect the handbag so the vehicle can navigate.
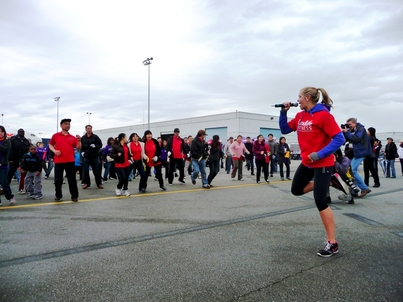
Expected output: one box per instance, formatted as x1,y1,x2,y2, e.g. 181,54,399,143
106,155,114,162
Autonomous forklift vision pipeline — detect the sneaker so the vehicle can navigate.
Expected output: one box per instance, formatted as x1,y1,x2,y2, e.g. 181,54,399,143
239,178,244,181
330,173,349,195
286,177,292,180
270,174,273,177
373,183,380,188
251,173,255,176
98,185,104,189
71,198,78,202
257,181,261,184
178,180,185,184
231,178,236,181
266,180,270,184
34,195,43,200
54,196,62,201
358,188,371,198
168,183,173,186
123,190,131,196
82,184,89,189
44,176,48,179
281,177,285,181
9,198,16,205
202,185,210,189
18,190,27,195
115,188,122,196
192,179,196,185
160,186,167,191
27,193,35,199
140,188,146,193
317,241,339,257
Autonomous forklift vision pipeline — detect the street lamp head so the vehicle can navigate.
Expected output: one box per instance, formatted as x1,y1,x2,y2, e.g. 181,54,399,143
143,57,153,65
54,97,60,101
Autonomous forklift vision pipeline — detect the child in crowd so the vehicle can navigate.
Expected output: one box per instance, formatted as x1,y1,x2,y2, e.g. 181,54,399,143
20,145,42,200
74,148,82,183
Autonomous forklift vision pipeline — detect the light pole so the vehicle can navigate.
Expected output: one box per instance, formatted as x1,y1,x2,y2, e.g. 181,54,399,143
143,57,153,130
1,114,3,125
38,132,42,138
86,112,92,125
54,97,60,132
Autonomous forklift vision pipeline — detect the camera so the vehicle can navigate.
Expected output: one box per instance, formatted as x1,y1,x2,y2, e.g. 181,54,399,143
340,123,349,129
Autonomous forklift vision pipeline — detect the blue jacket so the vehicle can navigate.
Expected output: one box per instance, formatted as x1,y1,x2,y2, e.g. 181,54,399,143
343,123,371,158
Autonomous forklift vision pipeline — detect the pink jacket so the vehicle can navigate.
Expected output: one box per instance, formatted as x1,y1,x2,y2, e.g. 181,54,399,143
229,141,249,160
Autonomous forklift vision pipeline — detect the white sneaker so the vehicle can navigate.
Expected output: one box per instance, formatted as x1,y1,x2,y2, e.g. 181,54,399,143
123,190,131,196
115,188,122,196
231,178,236,181
9,198,16,205
239,178,244,181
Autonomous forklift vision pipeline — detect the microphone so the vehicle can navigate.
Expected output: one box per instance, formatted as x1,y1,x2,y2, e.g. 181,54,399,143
272,102,299,108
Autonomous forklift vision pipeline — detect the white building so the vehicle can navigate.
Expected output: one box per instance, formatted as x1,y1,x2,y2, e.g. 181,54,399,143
94,111,298,146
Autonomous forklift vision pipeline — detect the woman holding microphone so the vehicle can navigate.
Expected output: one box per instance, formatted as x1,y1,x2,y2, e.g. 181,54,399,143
279,87,344,257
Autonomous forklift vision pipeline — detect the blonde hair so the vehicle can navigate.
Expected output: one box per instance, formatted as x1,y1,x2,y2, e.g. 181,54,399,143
301,87,333,108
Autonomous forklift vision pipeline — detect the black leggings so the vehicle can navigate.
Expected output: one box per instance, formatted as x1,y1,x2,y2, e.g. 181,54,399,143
291,164,333,212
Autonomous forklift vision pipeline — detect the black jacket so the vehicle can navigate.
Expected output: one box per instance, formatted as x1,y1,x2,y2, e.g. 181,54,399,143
8,135,30,162
244,142,254,160
81,133,103,158
0,139,11,167
277,143,291,165
385,142,397,161
191,137,208,160
208,143,224,161
110,144,132,164
21,152,42,173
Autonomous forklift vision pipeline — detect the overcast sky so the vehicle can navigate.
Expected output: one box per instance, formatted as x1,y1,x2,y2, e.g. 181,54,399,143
1,0,402,139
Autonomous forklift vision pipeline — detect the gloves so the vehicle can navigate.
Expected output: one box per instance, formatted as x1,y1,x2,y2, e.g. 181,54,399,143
81,152,85,157
152,156,158,162
309,152,320,162
90,144,96,148
168,151,172,157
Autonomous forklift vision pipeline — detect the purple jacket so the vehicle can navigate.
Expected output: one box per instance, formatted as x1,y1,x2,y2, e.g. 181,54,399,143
252,141,268,161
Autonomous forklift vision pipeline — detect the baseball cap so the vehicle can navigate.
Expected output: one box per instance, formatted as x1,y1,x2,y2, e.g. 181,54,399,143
60,118,71,125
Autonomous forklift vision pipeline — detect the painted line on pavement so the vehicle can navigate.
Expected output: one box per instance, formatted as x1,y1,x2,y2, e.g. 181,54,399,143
0,180,288,210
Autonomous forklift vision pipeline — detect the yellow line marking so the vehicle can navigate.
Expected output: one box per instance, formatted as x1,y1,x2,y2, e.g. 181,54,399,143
0,180,289,210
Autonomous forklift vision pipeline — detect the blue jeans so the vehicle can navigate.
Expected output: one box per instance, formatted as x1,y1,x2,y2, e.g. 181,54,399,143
191,159,208,186
351,157,369,190
0,168,14,200
225,155,232,173
103,161,113,180
386,159,396,178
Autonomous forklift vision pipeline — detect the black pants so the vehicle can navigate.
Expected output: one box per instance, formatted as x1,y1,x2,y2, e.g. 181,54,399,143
131,161,145,190
7,161,20,184
82,157,102,187
115,166,131,190
291,164,333,212
140,165,164,190
207,159,219,185
255,159,268,182
54,162,78,200
363,157,380,186
168,158,184,184
279,160,290,178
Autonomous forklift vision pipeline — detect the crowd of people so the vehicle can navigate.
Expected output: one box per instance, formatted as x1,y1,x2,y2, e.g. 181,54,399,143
1,87,403,259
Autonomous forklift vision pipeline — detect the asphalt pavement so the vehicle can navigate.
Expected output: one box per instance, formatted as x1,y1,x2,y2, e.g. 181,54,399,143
1,164,402,301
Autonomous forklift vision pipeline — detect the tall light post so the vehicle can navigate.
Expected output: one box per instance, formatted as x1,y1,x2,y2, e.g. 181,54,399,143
143,57,153,130
54,97,60,132
86,112,92,124
1,114,3,125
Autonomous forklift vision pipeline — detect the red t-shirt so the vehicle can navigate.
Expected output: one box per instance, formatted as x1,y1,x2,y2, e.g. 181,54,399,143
172,136,182,159
288,109,340,168
145,140,159,167
50,132,78,164
130,142,142,161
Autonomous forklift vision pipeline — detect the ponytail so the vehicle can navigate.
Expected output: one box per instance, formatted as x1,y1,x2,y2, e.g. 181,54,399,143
301,86,333,108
